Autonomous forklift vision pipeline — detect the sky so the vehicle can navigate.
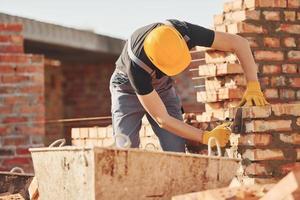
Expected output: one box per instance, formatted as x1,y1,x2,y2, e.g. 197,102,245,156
0,0,225,39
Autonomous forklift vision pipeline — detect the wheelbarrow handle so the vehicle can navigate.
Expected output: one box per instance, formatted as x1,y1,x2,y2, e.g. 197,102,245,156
49,138,66,148
207,137,222,157
10,167,25,174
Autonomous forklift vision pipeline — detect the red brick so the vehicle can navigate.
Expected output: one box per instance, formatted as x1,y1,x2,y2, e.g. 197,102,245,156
0,45,23,53
18,105,44,113
277,24,300,34
218,88,243,100
258,0,287,7
280,163,300,175
16,65,43,73
284,11,296,21
270,76,286,87
243,149,284,161
288,51,300,62
2,136,29,146
283,37,296,47
229,106,272,119
280,133,300,144
0,106,12,114
272,104,300,116
0,24,23,32
262,64,281,74
0,126,9,135
1,75,30,83
263,11,280,20
239,133,272,146
280,89,295,100
0,54,30,63
228,22,266,34
245,163,270,176
0,35,23,44
2,157,31,166
290,78,300,88
0,65,15,73
288,0,300,7
16,147,30,155
217,63,243,75
245,120,292,132
16,125,45,135
226,10,261,22
3,96,30,105
254,50,284,61
2,116,27,124
263,37,280,48
264,88,279,99
19,85,43,94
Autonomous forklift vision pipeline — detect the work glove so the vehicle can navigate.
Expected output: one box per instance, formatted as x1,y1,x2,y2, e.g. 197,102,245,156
202,122,231,147
238,81,269,107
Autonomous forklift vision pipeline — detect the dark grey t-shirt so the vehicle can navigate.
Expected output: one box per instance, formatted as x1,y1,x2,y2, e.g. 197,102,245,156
112,19,215,95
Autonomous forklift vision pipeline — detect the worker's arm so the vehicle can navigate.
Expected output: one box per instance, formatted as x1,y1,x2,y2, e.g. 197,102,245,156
210,31,269,106
137,90,230,146
211,31,257,82
137,90,203,142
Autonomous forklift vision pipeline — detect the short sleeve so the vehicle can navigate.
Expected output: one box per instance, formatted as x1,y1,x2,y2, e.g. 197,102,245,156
185,22,215,48
127,62,154,95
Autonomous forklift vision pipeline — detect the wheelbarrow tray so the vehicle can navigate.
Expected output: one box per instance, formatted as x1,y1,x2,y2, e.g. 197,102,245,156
0,171,34,199
29,146,240,200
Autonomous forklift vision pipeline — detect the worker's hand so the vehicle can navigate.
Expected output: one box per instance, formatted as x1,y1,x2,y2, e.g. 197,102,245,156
238,81,269,107
202,122,231,147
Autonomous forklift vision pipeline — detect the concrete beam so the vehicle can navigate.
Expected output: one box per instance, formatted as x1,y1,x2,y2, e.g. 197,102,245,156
0,13,125,55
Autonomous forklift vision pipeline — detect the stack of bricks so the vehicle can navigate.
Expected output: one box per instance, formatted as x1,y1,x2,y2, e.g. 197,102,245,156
188,0,300,146
0,24,45,173
71,116,162,151
229,104,300,183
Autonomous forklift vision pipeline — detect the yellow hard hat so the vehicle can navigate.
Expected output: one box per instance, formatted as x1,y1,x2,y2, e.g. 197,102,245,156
144,25,191,76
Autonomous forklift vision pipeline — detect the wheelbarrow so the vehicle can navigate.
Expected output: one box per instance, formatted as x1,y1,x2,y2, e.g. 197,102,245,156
29,138,241,200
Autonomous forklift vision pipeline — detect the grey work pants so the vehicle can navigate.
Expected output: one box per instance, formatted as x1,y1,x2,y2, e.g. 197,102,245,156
109,70,186,152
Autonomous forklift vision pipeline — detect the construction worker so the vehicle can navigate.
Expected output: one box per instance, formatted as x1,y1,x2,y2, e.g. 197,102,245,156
110,19,269,152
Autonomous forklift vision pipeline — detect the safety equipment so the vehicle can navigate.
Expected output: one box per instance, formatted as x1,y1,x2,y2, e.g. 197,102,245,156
238,81,269,107
202,122,231,147
144,25,191,76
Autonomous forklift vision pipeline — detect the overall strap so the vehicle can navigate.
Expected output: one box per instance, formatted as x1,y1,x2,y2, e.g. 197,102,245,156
127,38,156,78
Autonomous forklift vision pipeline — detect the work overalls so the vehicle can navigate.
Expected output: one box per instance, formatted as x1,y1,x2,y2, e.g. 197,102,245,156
109,22,189,152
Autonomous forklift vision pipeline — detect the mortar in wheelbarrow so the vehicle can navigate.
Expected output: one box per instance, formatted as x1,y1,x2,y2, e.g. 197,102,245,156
29,146,241,200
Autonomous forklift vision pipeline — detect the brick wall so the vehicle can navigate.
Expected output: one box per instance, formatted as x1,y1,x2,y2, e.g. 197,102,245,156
186,0,300,182
229,104,300,182
62,61,115,119
0,24,45,173
71,116,162,151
